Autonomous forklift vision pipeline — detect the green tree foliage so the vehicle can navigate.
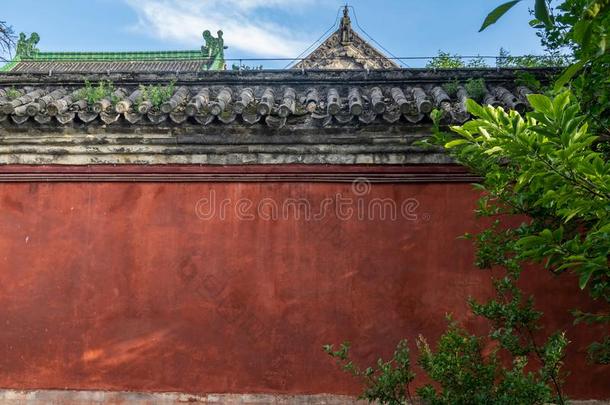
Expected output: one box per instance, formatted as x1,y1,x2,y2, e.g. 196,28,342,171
427,51,492,68
436,93,610,363
496,47,570,67
482,0,610,140
479,0,557,32
466,55,490,68
469,0,610,362
428,48,566,69
547,0,610,149
426,51,465,68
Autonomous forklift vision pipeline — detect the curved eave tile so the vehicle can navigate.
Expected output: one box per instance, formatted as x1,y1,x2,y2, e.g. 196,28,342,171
0,83,532,130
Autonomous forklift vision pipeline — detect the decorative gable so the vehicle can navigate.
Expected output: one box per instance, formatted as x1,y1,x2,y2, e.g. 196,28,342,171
293,7,398,70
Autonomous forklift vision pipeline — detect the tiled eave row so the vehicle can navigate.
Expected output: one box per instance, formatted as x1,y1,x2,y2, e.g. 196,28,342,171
0,69,556,131
6,60,207,74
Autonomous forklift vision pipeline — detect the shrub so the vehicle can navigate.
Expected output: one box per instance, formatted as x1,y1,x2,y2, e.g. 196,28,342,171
416,320,556,405
324,340,415,405
325,273,568,404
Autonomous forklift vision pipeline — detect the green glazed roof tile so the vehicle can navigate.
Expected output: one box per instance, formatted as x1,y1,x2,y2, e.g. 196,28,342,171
0,51,215,73
27,50,205,61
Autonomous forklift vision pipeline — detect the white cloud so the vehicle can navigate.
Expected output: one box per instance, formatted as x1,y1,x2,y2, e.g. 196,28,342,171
124,0,317,58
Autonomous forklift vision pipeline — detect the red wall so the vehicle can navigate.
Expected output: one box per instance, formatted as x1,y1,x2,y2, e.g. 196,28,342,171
0,172,608,398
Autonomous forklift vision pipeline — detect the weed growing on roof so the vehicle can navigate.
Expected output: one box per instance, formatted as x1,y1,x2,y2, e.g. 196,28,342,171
464,78,486,102
136,80,176,109
441,78,486,102
76,80,115,104
5,86,20,100
441,80,460,98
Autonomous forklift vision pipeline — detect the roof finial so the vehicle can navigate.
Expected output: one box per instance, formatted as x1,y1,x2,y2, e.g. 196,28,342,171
201,29,228,70
340,4,353,44
15,32,40,59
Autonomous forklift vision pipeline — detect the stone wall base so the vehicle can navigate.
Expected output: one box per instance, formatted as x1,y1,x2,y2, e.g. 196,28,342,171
1,391,366,405
0,390,607,405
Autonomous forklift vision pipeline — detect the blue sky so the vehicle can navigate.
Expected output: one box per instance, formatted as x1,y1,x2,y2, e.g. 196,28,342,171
2,0,546,68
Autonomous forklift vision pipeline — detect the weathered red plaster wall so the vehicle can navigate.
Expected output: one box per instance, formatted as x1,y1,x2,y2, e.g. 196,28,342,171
0,174,608,398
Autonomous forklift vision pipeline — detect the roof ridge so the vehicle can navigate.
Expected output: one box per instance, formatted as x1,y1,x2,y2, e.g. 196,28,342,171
22,50,206,62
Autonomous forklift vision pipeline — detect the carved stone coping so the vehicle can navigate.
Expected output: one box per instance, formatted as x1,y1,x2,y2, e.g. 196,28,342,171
0,164,480,183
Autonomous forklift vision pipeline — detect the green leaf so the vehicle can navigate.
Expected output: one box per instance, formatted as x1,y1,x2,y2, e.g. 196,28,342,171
534,0,551,28
479,0,522,31
572,20,592,45
484,146,504,155
527,94,553,114
579,270,593,290
552,91,571,116
598,223,610,233
479,127,492,140
554,60,587,91
585,0,610,18
449,125,476,140
445,139,470,148
563,207,584,223
516,235,541,247
465,98,486,117
597,35,607,56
